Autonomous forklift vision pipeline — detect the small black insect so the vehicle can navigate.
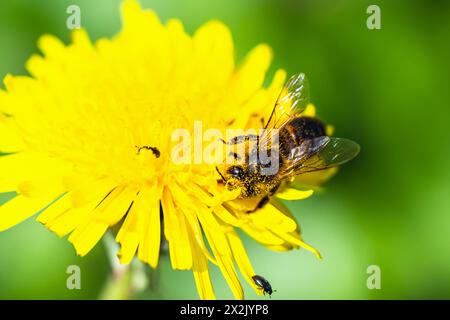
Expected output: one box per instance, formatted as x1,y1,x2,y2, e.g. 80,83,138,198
252,275,276,297
136,145,160,158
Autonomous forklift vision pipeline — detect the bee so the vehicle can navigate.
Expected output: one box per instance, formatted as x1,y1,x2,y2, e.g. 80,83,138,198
217,73,360,212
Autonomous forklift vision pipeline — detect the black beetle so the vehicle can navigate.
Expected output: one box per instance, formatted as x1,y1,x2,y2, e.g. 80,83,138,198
252,275,276,297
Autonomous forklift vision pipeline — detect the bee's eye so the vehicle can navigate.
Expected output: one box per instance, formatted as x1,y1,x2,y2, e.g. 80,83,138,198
227,166,245,180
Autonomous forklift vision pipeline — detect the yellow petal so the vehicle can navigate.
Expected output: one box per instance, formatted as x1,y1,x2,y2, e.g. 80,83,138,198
303,103,316,117
94,185,138,225
162,188,192,270
264,244,294,252
275,188,314,201
193,20,234,88
71,28,92,49
0,152,71,194
68,220,108,256
0,194,55,231
63,176,117,208
136,185,162,268
242,225,285,247
0,115,24,153
212,205,242,227
180,183,225,232
17,179,66,199
227,230,262,295
187,223,216,300
275,231,322,260
251,203,298,232
186,182,222,207
231,44,273,103
36,193,71,224
68,185,136,256
37,34,66,58
326,125,335,136
180,206,217,266
121,0,161,33
204,228,243,300
116,205,139,264
46,202,95,237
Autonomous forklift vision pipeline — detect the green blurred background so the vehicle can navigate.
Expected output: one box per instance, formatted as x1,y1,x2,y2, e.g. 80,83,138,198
1,0,449,299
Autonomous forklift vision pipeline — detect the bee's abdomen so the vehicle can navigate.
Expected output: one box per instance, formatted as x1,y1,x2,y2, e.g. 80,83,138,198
289,117,326,140
279,117,326,158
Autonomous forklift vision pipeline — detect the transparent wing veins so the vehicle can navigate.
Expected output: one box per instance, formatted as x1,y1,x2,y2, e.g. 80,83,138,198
280,136,360,178
264,73,310,131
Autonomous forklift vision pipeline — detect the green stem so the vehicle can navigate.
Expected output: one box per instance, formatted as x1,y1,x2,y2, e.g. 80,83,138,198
99,232,149,300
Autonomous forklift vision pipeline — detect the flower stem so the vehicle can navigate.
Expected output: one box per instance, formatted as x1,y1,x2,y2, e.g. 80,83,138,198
99,232,149,300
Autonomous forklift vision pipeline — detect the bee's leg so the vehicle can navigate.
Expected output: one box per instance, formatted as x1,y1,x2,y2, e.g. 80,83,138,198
219,135,259,145
136,145,161,158
227,151,242,161
220,135,259,164
269,183,280,196
246,195,270,213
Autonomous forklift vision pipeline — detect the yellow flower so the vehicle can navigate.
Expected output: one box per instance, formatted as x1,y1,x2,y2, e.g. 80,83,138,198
0,0,322,299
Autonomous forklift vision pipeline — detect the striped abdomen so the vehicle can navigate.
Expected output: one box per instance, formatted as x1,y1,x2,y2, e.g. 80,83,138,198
278,116,326,160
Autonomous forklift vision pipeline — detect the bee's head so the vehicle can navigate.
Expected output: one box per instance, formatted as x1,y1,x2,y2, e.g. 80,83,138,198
226,165,245,181
223,164,262,195
216,164,248,192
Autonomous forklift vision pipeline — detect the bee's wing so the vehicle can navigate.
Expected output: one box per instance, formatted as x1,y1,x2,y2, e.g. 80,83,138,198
258,73,310,150
264,73,309,130
280,136,360,178
264,73,310,131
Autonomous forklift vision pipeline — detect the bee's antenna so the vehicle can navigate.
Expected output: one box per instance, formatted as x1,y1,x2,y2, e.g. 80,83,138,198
216,166,227,182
